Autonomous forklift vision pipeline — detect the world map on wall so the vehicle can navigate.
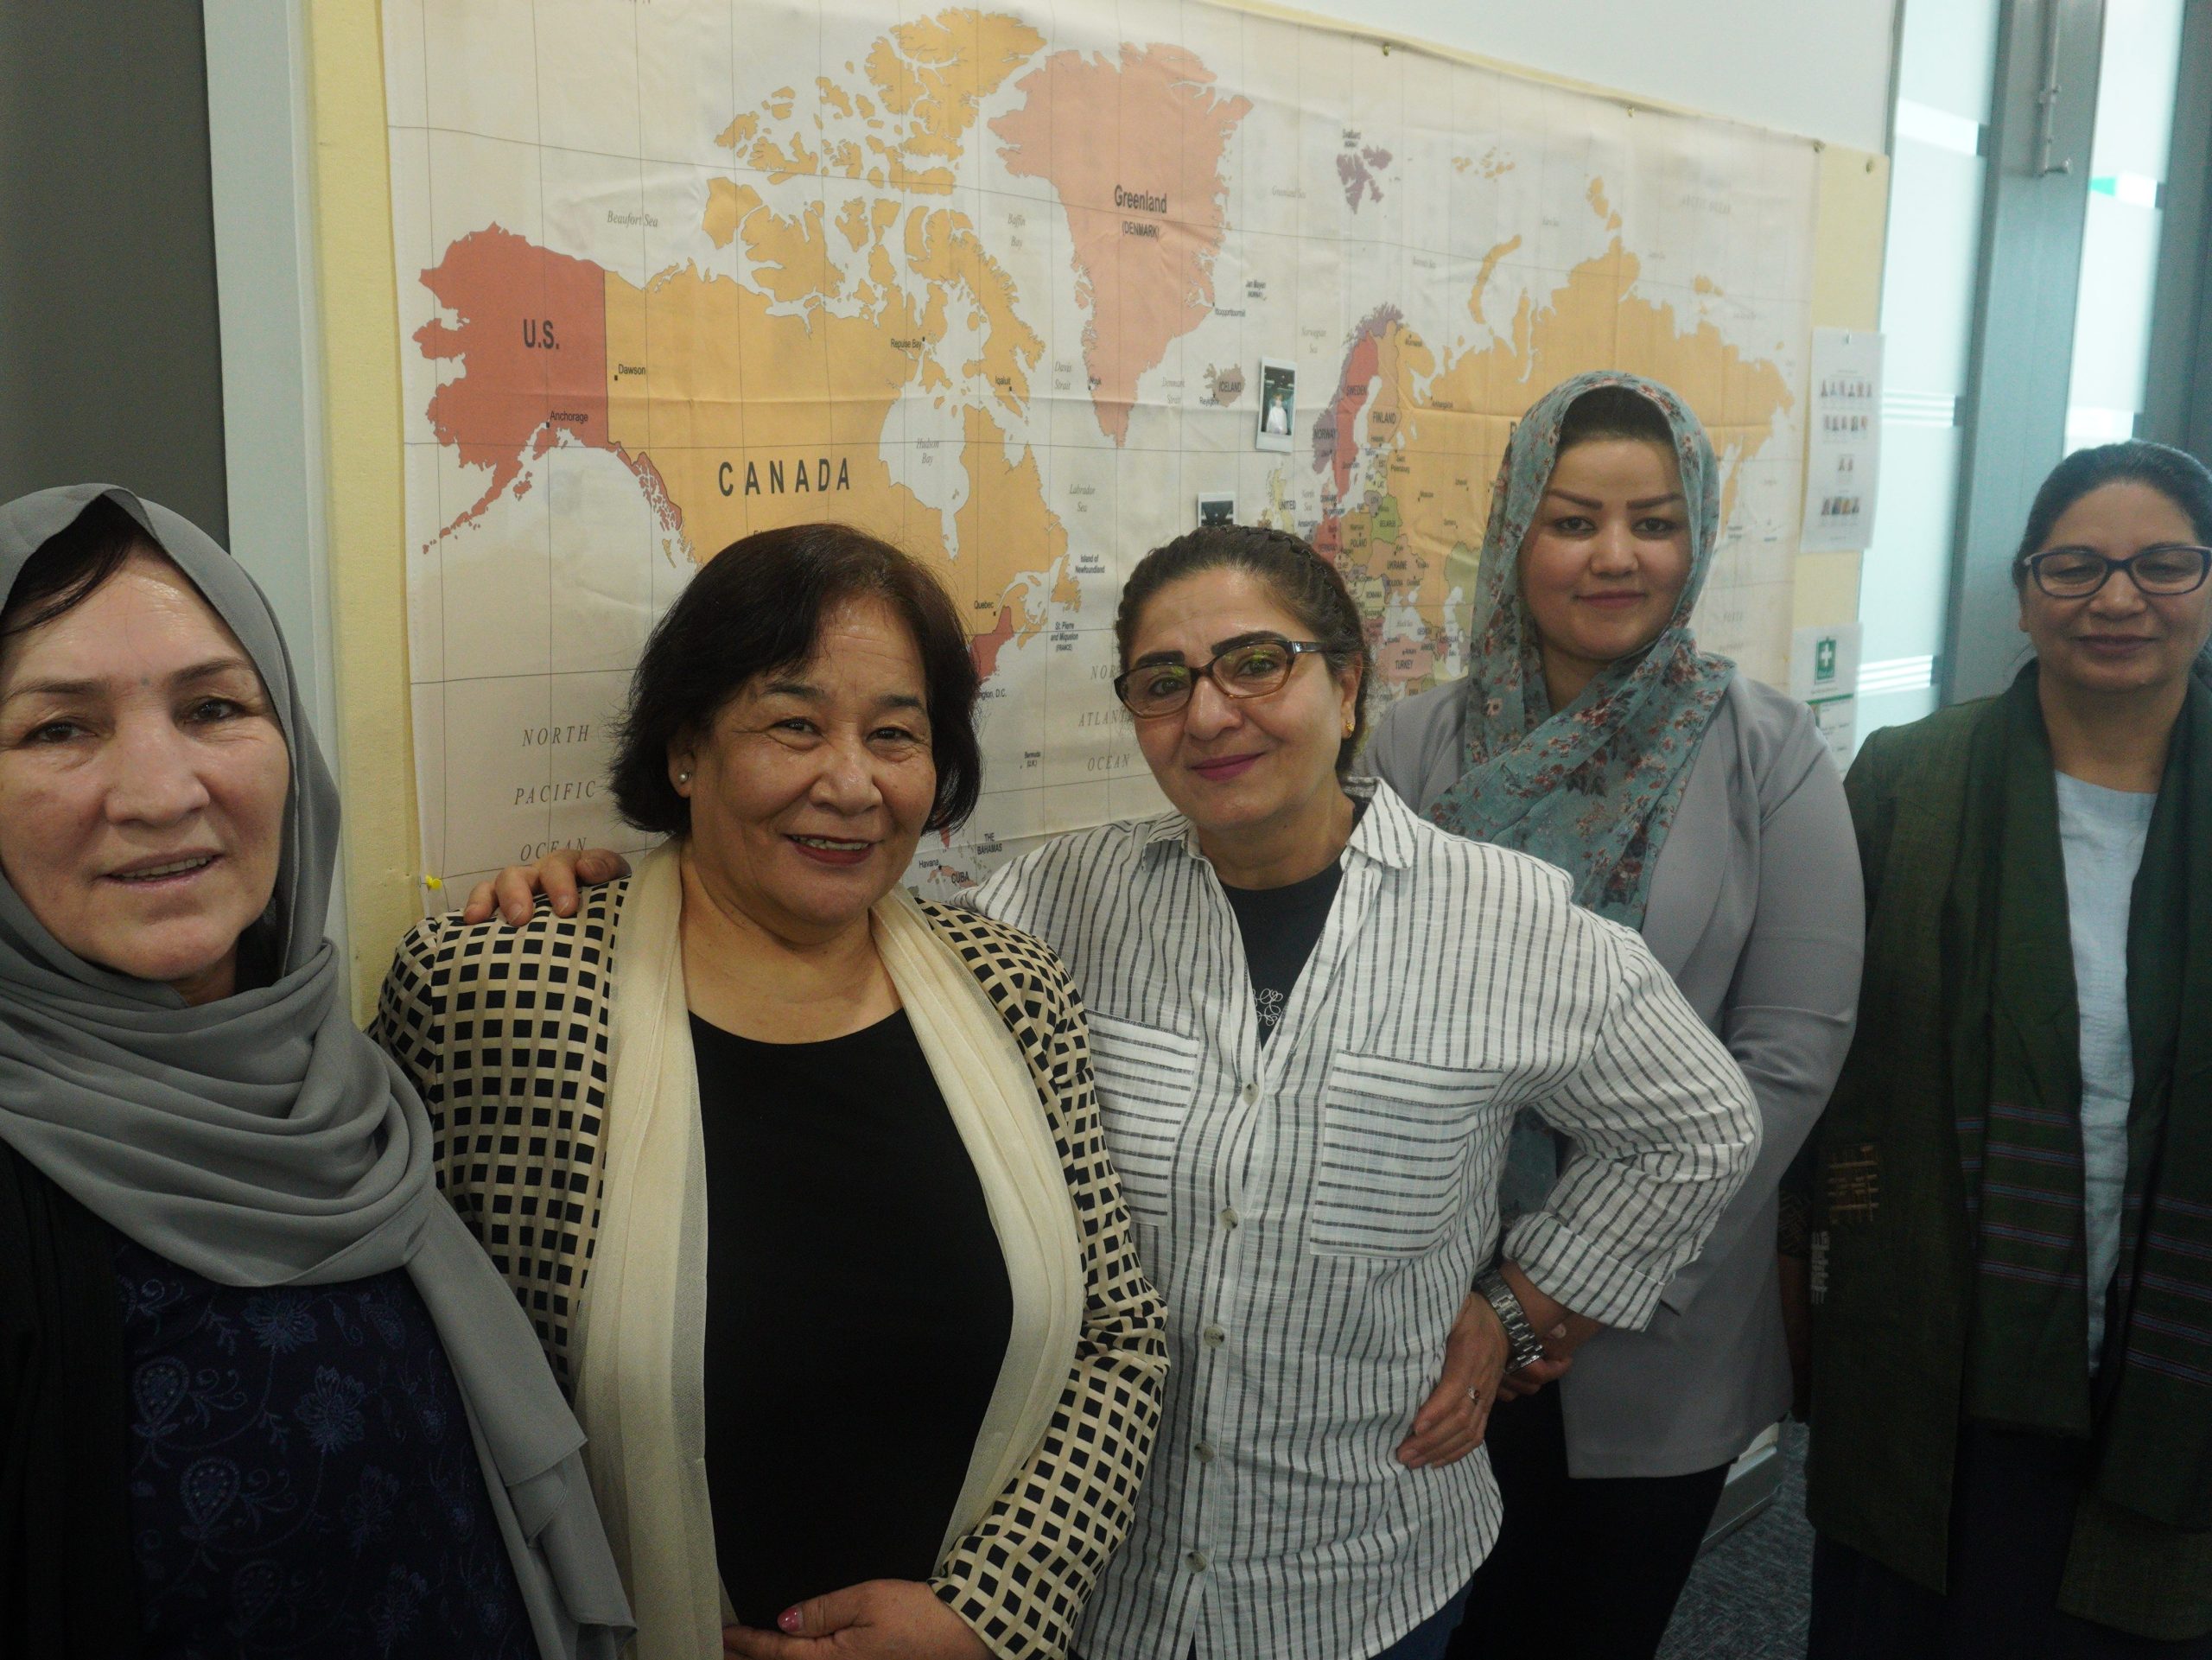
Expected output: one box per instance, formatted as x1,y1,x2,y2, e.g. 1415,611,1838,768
385,0,1817,901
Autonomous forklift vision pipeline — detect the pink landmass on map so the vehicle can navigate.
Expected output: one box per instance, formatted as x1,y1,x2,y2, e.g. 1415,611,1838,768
415,226,614,537
991,45,1250,444
1337,143,1393,212
1313,304,1399,495
415,226,679,547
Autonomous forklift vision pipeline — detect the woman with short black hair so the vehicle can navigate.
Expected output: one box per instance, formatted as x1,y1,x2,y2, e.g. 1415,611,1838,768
374,522,1167,1660
605,521,984,837
1805,440,2212,1654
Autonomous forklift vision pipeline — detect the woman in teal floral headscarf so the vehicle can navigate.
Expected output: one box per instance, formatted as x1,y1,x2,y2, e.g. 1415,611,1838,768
1367,370,1864,1660
1422,370,1733,919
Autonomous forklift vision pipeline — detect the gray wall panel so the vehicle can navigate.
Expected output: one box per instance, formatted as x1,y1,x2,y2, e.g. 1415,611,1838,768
0,2,227,539
1945,0,2104,703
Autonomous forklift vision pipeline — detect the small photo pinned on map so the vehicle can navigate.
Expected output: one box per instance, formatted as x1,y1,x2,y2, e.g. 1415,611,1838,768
1256,359,1296,452
1198,492,1237,527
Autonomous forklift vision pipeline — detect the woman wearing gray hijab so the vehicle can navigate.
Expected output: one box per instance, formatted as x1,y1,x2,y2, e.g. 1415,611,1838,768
0,486,631,1658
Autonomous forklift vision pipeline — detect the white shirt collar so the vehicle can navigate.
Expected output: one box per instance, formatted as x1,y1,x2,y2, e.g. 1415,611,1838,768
1134,774,1420,873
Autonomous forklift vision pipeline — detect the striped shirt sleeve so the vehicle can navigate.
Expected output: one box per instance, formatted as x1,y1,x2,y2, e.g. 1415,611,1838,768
1505,914,1762,1328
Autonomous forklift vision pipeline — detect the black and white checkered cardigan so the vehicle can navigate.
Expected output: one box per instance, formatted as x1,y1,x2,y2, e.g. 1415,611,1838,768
372,879,1169,1659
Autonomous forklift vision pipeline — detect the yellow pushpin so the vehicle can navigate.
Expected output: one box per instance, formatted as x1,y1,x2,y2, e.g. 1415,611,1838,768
423,875,444,892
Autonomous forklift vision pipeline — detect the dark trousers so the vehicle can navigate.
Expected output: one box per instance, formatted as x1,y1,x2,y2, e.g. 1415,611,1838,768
1809,1422,2212,1660
1164,1585,1472,1660
1446,1383,1730,1660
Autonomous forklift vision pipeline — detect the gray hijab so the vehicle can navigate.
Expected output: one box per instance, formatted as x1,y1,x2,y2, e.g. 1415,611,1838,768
0,485,631,1657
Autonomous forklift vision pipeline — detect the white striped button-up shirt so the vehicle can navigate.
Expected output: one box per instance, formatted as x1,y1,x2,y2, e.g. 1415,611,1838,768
971,779,1758,1660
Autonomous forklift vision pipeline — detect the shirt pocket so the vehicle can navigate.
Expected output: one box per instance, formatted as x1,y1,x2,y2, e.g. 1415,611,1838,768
1311,1051,1499,1258
1084,1011,1204,1222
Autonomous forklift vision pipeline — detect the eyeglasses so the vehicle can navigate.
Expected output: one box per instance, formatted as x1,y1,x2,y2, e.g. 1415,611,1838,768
1113,636,1332,719
2022,544,2212,599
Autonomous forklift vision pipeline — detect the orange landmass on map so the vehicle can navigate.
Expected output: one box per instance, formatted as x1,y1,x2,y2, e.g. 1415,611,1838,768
956,406,1073,676
604,262,747,458
865,9,1042,178
836,196,872,251
906,208,1041,417
416,225,943,563
990,44,1251,443
703,178,750,250
1468,236,1522,328
1395,239,1789,476
751,198,843,305
421,16,1091,667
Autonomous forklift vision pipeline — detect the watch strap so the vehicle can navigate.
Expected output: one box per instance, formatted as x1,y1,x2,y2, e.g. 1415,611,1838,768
1476,1268,1548,1372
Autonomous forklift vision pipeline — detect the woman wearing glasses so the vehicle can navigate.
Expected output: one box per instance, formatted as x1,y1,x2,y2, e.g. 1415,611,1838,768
962,523,1758,1660
475,521,1761,1660
1804,441,2212,1655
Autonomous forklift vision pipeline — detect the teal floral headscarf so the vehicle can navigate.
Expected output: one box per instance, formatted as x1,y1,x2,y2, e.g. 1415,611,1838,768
1424,370,1736,928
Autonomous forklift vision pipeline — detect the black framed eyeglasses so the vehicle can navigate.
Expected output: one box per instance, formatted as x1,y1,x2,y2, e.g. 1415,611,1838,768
2023,544,2212,599
1112,636,1331,719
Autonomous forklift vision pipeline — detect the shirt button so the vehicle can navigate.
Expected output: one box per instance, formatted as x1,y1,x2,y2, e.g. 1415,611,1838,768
1241,1083,1258,1103
1194,1440,1216,1464
1202,1323,1226,1348
1186,1550,1211,1572
1220,1206,1241,1229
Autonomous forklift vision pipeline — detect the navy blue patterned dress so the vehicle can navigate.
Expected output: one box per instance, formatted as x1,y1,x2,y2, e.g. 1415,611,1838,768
111,1235,536,1659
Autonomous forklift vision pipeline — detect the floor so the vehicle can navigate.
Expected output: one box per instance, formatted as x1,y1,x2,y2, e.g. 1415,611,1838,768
1658,1421,1815,1660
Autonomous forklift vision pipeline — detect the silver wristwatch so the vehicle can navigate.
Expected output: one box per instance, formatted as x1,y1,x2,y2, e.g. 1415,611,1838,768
1475,1268,1548,1372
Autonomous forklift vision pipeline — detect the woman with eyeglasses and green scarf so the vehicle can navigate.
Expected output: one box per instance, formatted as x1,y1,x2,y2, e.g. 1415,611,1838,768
1804,441,2212,1655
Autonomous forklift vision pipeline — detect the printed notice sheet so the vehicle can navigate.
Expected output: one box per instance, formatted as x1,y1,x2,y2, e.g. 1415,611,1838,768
1800,328,1882,553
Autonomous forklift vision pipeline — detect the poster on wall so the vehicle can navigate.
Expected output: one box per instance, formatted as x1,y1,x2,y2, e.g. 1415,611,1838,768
1798,327,1882,553
384,0,1821,904
1790,620,1864,772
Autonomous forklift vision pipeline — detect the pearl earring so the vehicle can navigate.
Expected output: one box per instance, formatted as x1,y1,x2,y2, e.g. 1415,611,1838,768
677,771,691,785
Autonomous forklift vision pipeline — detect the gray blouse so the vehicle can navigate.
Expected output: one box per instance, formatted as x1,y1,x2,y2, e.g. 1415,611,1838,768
1366,672,1865,1478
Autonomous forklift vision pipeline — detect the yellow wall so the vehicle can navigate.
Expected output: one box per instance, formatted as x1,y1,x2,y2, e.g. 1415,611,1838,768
1798,143,1890,631
305,0,1886,1016
306,0,416,1021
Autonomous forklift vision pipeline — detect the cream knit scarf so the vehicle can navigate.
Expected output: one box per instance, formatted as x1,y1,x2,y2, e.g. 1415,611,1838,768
575,843,1084,1657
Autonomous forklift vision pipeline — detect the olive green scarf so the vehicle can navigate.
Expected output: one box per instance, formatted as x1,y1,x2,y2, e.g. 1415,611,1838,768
1947,665,2212,1530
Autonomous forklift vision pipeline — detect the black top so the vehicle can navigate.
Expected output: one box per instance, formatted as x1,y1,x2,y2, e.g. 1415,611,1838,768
692,1008,1014,1629
111,1238,532,1659
1218,800,1366,1043
1,1142,137,1658
0,1140,531,1660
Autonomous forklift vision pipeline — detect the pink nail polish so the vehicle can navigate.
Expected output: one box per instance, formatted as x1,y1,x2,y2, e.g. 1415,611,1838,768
778,1609,802,1634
